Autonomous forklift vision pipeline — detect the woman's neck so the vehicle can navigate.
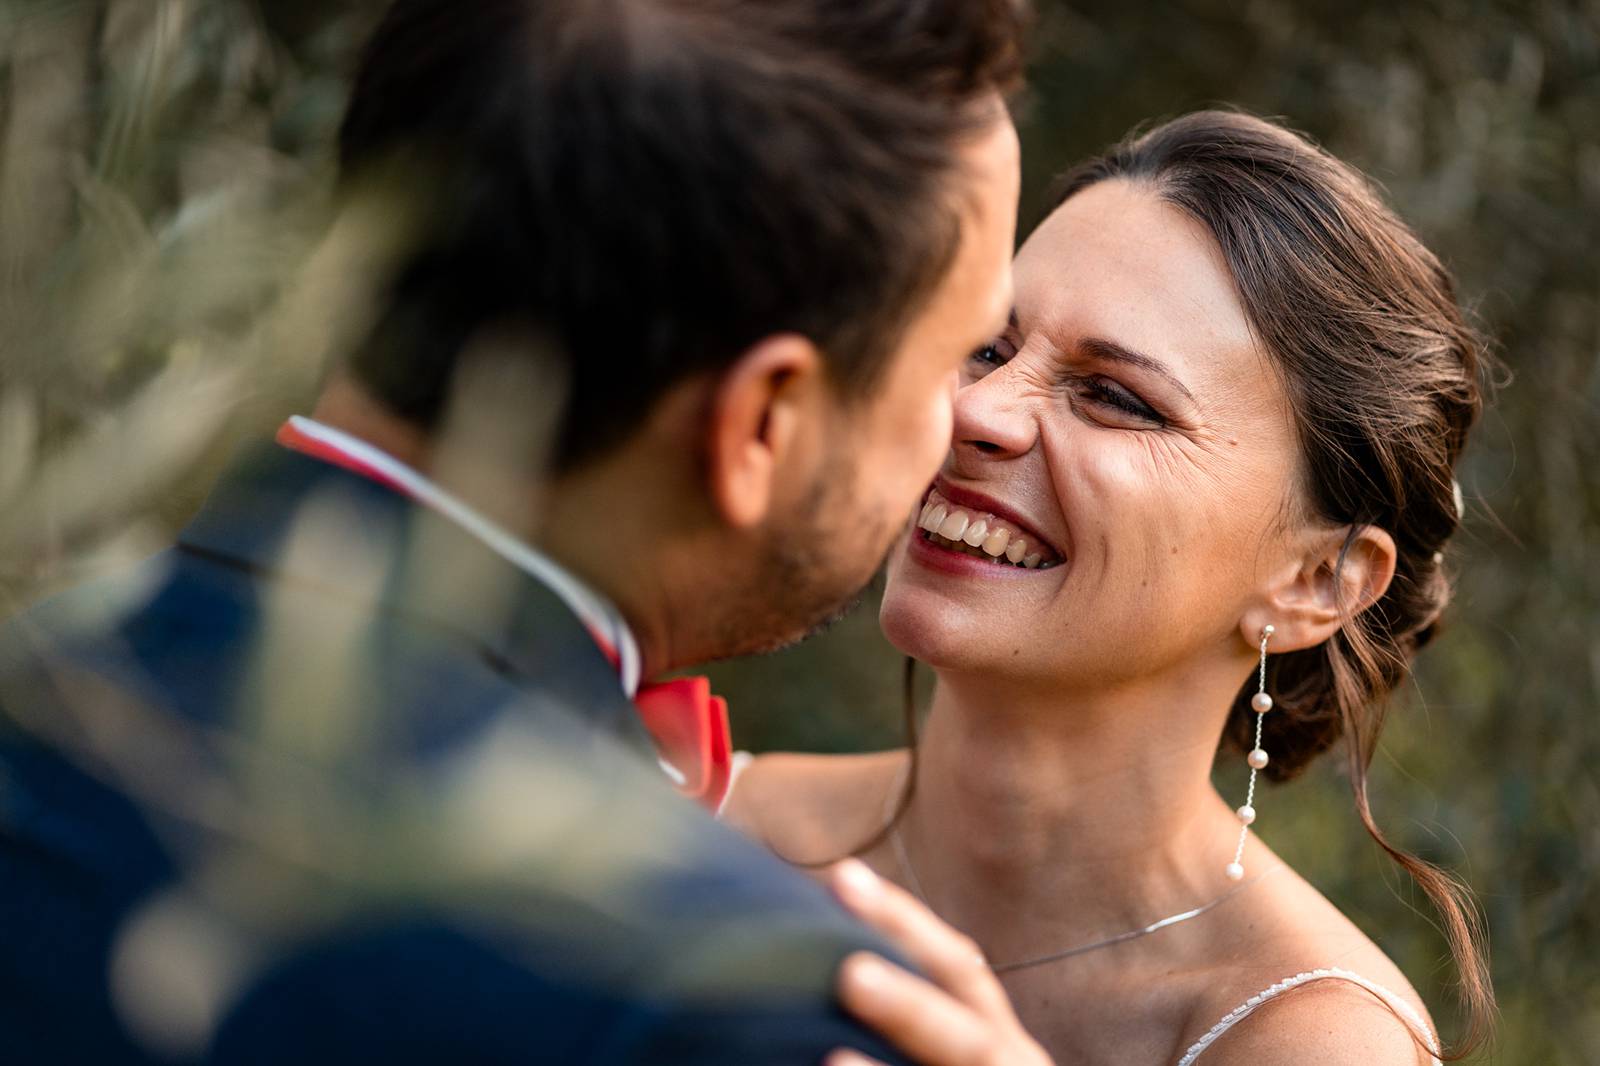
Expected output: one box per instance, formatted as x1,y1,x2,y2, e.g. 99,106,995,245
897,662,1255,964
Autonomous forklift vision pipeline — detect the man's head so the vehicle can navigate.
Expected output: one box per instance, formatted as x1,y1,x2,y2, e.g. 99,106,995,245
331,0,1024,669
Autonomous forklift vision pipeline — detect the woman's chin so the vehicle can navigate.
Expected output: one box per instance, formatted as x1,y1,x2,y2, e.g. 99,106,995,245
879,583,996,672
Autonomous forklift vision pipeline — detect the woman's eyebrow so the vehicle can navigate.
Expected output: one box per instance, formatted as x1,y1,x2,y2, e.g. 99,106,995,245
1077,336,1196,403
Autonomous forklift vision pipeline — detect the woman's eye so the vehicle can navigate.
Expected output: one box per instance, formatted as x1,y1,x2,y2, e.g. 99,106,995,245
960,340,1011,377
971,342,1009,367
963,340,1014,383
1073,377,1166,426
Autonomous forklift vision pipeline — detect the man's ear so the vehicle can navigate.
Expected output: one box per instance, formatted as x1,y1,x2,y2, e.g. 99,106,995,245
1242,524,1398,653
704,334,824,529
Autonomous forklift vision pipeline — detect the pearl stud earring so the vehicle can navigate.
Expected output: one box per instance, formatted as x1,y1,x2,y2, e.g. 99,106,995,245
1226,625,1274,882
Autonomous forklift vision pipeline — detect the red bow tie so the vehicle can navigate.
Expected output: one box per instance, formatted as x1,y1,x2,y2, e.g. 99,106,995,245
557,621,735,813
633,676,734,813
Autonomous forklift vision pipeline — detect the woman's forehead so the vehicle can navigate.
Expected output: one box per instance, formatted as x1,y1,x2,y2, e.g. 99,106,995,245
1013,180,1262,389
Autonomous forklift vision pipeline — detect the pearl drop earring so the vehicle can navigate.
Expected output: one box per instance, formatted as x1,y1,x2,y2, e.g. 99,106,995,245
1226,625,1274,882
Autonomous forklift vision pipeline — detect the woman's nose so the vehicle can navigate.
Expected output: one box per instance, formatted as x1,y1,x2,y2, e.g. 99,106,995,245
951,363,1037,463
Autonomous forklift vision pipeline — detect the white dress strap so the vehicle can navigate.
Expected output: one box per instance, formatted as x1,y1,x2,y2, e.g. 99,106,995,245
1176,967,1441,1066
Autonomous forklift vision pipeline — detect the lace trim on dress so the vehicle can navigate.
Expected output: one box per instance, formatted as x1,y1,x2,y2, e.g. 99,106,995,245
1176,967,1441,1066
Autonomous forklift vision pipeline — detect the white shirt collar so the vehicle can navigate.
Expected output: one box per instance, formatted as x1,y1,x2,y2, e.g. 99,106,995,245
285,416,644,697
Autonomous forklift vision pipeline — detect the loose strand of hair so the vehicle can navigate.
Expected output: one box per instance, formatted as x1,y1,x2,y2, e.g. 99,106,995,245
798,655,922,869
1333,629,1495,1060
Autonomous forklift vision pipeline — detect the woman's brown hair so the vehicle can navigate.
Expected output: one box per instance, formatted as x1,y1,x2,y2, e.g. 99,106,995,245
1046,109,1494,1057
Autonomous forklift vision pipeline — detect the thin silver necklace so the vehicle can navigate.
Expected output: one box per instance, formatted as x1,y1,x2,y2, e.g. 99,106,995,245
884,762,1279,975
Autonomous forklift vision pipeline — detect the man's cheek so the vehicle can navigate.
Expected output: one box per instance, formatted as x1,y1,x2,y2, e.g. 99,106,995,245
923,394,955,467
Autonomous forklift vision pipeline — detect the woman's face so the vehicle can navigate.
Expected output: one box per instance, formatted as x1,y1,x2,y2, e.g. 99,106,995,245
881,179,1308,688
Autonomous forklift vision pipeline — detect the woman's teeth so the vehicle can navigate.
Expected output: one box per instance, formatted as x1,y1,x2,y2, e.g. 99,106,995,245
915,492,1060,570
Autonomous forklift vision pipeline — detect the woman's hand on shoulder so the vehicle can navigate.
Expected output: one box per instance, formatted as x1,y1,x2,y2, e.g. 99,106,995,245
1200,980,1438,1066
825,859,1055,1066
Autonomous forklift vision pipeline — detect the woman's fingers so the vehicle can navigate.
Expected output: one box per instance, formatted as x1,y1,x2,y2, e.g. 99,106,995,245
827,858,1009,1016
836,951,997,1066
825,860,1056,1066
824,1050,891,1066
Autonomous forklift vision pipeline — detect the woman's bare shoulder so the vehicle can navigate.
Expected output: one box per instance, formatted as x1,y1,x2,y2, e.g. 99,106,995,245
1178,863,1436,1065
1186,975,1438,1065
720,749,908,864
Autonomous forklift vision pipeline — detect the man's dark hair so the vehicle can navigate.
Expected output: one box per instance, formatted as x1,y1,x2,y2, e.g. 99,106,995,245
338,0,1026,471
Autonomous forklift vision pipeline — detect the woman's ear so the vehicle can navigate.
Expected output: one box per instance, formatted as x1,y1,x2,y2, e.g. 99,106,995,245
1244,524,1398,653
703,334,824,529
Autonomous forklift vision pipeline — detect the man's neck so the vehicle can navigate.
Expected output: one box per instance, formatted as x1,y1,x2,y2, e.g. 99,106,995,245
537,465,705,683
310,378,701,682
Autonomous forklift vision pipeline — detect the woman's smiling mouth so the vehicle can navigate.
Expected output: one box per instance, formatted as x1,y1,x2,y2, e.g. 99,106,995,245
913,487,1064,570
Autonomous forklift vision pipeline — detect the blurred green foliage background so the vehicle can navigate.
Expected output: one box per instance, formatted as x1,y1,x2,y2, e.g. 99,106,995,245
0,0,1594,1061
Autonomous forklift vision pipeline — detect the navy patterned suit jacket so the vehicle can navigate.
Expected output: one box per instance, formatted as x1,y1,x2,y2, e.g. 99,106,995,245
0,443,911,1064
